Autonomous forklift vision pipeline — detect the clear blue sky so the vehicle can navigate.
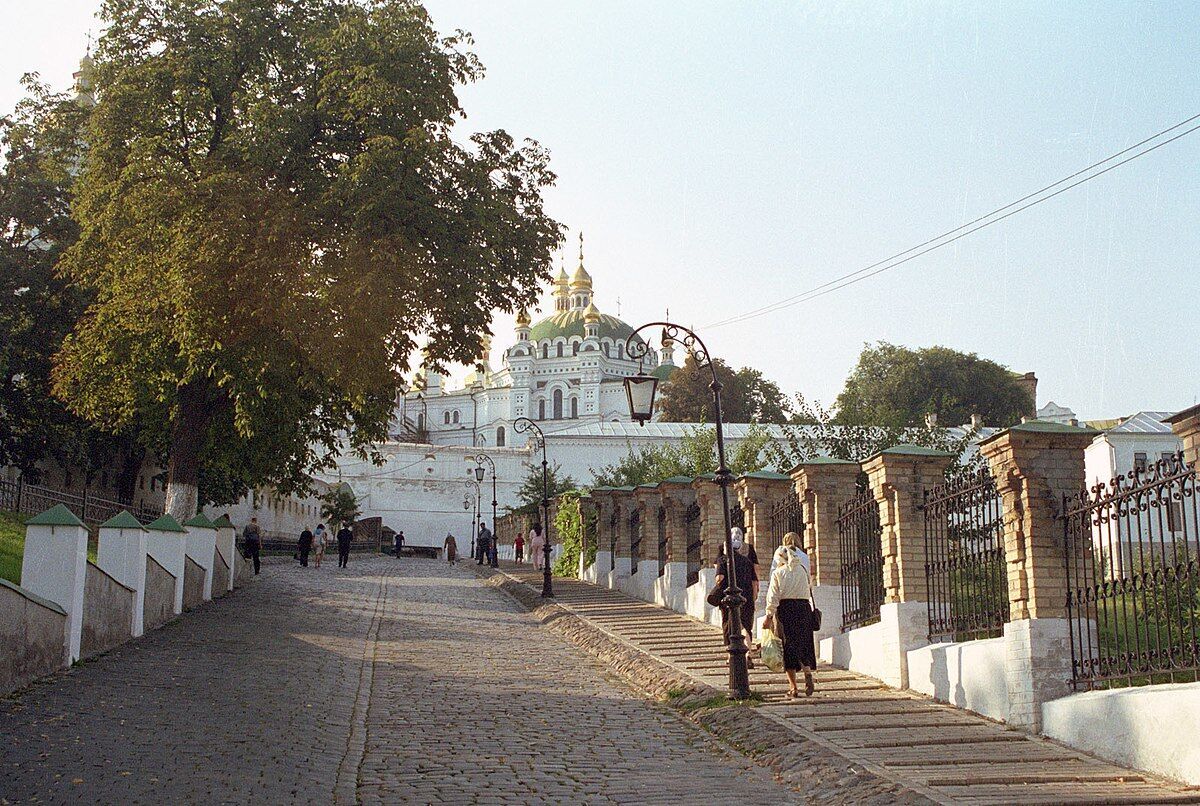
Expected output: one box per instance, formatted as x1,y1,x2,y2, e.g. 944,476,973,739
4,1,1198,420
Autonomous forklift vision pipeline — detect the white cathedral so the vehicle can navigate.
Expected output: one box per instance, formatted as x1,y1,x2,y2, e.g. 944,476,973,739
395,242,678,449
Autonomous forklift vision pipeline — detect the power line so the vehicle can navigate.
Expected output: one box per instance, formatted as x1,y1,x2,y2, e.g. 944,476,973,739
707,113,1200,329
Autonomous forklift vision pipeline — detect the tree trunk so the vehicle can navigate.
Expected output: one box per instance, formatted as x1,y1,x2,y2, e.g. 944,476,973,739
115,441,145,505
164,382,213,522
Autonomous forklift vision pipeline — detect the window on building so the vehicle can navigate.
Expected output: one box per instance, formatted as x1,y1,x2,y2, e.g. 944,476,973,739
497,426,506,447
1167,501,1183,532
444,411,451,425
571,398,578,419
538,400,546,419
617,343,624,359
452,410,460,424
417,413,425,430
1133,452,1148,474
541,343,548,359
1162,451,1177,464
557,343,563,358
553,389,563,420
602,343,609,357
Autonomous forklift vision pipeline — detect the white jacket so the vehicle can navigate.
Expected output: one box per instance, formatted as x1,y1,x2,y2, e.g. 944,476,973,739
765,557,812,617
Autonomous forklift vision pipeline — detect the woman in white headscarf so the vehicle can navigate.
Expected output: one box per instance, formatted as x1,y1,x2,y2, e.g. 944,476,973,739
764,531,817,698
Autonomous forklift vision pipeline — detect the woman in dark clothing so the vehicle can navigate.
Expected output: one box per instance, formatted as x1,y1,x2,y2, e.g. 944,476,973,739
298,528,314,567
763,536,817,698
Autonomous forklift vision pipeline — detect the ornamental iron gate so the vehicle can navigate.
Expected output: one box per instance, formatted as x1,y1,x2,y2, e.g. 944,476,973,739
924,468,1009,642
768,494,805,564
685,502,702,587
657,506,668,577
628,510,641,576
1063,452,1200,690
838,489,884,631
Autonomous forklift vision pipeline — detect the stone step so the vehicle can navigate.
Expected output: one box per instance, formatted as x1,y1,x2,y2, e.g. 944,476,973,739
932,782,1200,804
832,725,1022,749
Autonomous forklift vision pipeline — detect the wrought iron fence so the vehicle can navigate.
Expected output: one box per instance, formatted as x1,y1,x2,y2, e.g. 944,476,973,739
608,510,618,571
1063,452,1200,690
628,509,641,575
685,502,702,586
657,506,668,577
768,493,804,565
731,503,745,530
838,489,884,631
0,477,162,526
924,469,1008,642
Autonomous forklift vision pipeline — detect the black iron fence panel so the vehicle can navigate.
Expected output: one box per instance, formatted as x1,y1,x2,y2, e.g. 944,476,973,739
1063,452,1200,690
924,468,1009,642
629,510,641,575
768,494,804,565
609,510,618,571
731,503,745,531
685,502,702,587
657,507,668,577
838,489,884,631
0,477,161,526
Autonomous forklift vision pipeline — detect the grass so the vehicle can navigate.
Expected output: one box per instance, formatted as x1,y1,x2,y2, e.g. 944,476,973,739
0,509,27,585
0,509,98,586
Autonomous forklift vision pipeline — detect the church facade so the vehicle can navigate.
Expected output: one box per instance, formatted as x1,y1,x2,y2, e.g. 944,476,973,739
397,245,677,449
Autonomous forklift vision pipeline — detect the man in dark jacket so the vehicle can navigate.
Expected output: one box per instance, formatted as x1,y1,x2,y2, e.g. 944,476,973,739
336,524,353,568
243,517,262,575
298,528,314,567
714,532,759,666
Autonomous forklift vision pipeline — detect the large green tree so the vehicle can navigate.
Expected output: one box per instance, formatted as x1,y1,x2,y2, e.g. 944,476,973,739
0,76,146,495
53,0,562,518
834,343,1033,429
656,356,792,424
590,423,772,487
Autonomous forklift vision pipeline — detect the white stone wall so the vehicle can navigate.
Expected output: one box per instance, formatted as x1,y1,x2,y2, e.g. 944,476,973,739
202,480,330,538
906,638,1009,723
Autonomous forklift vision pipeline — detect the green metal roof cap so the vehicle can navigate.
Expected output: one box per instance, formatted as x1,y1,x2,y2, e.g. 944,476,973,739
145,514,187,533
212,515,235,529
183,513,215,529
99,511,145,530
659,475,695,485
869,444,956,460
26,504,86,528
614,485,637,492
740,471,791,480
979,419,1100,447
636,482,660,490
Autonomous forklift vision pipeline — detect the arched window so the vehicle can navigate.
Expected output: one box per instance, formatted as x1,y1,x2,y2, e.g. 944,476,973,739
452,410,460,424
572,342,579,356
571,398,578,419
417,413,425,430
602,343,609,357
538,400,546,420
496,426,506,447
556,343,564,358
443,411,451,425
617,342,624,359
553,389,563,420
541,343,548,359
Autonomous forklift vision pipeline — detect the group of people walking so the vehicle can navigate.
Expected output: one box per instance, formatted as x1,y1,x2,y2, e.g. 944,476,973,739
716,528,818,698
234,517,354,574
441,522,547,568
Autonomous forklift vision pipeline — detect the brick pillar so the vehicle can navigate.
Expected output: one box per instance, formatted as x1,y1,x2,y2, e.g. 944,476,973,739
735,472,794,618
659,478,697,572
589,489,618,587
691,476,728,568
577,493,596,580
862,445,954,689
1166,404,1200,468
629,485,661,598
610,488,634,583
790,459,860,644
980,421,1097,732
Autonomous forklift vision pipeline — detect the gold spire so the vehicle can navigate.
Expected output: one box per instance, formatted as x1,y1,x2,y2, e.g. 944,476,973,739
583,301,601,324
569,231,592,290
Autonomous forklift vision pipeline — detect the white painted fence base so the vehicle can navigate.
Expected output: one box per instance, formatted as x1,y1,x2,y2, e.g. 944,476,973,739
821,601,927,689
906,636,1008,723
1004,617,1073,733
97,524,148,637
1042,681,1200,787
20,520,88,664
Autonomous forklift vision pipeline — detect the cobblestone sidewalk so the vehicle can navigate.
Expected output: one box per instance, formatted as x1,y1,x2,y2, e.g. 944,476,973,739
1,556,803,804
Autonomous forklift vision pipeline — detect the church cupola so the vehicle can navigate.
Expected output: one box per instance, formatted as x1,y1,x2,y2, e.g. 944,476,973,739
569,232,593,310
515,307,531,342
73,47,96,108
553,257,570,313
583,301,601,340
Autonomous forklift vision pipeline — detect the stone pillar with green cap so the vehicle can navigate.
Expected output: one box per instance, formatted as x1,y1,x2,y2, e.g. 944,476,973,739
211,514,237,594
863,444,955,690
183,513,218,601
97,511,148,637
980,419,1097,732
790,457,861,647
658,476,697,613
145,514,188,615
21,504,90,663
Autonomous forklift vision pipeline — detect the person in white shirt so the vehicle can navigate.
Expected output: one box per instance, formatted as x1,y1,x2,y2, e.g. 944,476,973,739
763,531,817,698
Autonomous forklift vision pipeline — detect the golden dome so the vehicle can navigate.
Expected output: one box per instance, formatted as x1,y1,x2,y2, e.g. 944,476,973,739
515,307,531,326
554,266,569,289
583,301,601,324
570,263,592,291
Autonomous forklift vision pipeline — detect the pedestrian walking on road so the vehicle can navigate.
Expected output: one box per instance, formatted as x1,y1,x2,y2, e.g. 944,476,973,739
444,533,458,564
395,530,405,557
478,522,498,568
714,528,758,667
476,524,490,566
336,524,353,568
298,527,314,567
764,532,817,698
529,523,546,570
242,517,262,575
313,524,327,569
514,531,525,563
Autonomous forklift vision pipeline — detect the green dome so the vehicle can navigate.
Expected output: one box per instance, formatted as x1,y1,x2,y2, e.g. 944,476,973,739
651,362,678,381
528,309,644,344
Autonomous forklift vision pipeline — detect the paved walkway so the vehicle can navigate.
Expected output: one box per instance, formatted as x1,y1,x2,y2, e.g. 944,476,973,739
0,556,800,804
497,563,1200,806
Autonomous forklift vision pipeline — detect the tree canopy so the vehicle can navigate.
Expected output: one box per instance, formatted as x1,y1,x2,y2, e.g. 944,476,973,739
512,461,576,517
51,0,562,518
834,343,1033,429
591,424,772,488
656,356,792,424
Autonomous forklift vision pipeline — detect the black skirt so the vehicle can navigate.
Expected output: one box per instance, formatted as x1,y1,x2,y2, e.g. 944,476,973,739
777,598,817,671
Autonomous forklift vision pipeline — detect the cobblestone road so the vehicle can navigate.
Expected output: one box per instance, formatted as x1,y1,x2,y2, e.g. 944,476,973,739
1,556,799,804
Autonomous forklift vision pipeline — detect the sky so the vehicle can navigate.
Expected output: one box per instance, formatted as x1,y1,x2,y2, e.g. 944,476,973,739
3,1,1199,420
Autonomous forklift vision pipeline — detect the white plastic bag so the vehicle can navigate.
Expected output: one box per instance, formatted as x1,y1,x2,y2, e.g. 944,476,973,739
760,627,784,672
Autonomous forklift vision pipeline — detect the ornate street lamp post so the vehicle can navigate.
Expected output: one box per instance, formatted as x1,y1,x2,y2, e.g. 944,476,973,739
513,416,552,597
624,322,751,700
465,479,480,562
475,453,498,566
